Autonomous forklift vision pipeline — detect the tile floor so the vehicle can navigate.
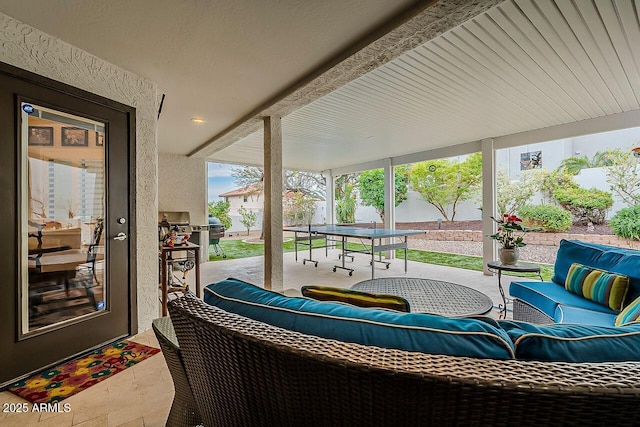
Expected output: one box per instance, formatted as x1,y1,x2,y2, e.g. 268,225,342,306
0,328,172,427
1,249,530,426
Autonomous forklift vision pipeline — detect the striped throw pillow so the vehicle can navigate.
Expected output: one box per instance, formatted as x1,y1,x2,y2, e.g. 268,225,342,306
565,263,630,311
301,285,410,312
616,297,640,326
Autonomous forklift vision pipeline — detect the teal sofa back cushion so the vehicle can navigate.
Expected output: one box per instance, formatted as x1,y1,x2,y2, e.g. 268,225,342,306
204,278,515,360
552,240,640,302
498,320,640,362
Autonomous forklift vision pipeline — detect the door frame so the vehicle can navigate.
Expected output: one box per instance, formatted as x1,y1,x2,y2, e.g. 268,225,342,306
0,61,138,387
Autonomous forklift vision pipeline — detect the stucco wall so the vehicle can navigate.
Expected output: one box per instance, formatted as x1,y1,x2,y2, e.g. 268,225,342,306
158,153,207,225
0,12,159,331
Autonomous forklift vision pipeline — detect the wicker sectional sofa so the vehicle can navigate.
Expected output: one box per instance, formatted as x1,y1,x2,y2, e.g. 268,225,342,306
158,291,640,427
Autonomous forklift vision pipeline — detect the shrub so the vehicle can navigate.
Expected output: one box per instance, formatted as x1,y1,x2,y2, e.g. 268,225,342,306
541,169,577,202
518,204,572,232
610,205,640,241
552,187,613,225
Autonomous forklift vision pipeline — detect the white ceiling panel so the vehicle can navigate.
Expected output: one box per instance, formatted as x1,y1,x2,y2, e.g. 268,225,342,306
212,0,640,171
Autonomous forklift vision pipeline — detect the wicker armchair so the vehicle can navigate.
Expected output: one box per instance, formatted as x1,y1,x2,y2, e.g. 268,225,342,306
166,294,640,426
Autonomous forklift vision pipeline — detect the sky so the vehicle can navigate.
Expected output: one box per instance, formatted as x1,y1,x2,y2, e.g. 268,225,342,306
207,162,238,202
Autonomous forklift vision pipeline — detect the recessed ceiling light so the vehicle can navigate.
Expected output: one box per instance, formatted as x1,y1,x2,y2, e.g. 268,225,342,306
191,118,206,124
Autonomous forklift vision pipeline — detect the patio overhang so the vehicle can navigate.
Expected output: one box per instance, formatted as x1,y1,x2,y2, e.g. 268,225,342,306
194,0,640,289
197,0,640,173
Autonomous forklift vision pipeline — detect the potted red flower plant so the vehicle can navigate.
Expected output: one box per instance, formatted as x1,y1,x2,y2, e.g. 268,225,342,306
488,213,536,264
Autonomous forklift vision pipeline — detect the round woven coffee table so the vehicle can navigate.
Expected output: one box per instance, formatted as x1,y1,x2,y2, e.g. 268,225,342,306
351,277,493,316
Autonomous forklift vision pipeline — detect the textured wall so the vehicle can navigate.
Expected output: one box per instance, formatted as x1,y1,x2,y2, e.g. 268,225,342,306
158,153,207,225
0,12,159,331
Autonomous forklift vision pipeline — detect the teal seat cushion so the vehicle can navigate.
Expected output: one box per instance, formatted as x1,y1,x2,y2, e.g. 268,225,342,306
553,239,640,303
509,280,617,320
498,320,640,362
204,278,515,360
554,305,617,327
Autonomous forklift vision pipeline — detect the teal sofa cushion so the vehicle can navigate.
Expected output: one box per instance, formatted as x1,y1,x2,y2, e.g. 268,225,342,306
509,280,616,321
554,305,616,327
552,240,640,303
552,240,604,286
498,320,640,362
204,278,515,360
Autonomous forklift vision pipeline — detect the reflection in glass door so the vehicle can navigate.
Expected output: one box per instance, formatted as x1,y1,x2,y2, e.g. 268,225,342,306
21,103,106,335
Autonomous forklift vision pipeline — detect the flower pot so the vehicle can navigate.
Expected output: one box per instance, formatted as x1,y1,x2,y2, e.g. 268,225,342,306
499,247,519,265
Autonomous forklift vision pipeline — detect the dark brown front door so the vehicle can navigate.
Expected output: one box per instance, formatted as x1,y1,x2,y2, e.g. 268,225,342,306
0,63,136,387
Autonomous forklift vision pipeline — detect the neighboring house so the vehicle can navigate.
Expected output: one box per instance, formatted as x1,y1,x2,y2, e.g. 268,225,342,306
219,186,326,231
219,184,262,216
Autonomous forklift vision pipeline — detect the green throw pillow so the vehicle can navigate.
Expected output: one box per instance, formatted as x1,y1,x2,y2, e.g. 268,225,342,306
565,263,629,311
300,285,410,312
616,296,640,326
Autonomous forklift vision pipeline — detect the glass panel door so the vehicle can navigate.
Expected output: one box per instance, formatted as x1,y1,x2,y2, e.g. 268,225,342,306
21,102,106,335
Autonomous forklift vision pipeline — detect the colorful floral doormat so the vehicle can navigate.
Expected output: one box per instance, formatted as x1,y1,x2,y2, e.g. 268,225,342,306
8,340,160,404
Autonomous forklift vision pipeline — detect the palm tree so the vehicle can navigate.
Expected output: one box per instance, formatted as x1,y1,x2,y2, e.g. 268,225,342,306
558,149,618,175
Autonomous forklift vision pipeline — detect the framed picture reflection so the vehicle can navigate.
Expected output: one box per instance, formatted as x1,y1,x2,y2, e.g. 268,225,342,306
62,127,88,147
28,126,53,146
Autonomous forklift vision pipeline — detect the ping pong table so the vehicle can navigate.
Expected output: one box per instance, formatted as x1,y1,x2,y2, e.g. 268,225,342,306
284,224,425,279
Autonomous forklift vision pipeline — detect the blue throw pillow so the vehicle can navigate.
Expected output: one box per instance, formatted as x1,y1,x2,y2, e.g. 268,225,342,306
498,319,640,362
204,278,515,360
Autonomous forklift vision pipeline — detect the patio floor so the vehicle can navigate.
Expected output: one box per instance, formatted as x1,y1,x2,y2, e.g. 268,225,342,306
1,251,531,426
201,248,519,311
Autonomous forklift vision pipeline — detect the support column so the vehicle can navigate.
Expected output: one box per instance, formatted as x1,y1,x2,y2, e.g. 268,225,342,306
383,159,395,259
263,116,283,290
324,170,335,224
482,138,496,275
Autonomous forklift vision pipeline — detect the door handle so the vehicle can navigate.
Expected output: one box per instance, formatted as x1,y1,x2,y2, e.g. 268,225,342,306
113,232,128,241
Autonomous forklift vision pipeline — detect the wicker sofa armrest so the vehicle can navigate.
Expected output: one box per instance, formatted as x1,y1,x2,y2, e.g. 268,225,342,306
152,317,202,427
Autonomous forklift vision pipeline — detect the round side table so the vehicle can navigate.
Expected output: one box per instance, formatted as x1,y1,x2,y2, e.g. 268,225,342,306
487,261,543,319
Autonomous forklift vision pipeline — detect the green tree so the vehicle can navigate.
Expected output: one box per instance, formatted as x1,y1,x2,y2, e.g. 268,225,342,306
238,205,258,236
283,191,317,225
207,200,232,230
231,165,326,237
409,153,482,221
358,166,408,221
497,168,547,215
335,182,356,223
605,147,640,205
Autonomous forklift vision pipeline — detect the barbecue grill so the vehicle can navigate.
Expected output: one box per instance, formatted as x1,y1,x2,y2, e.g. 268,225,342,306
158,211,209,264
208,216,226,258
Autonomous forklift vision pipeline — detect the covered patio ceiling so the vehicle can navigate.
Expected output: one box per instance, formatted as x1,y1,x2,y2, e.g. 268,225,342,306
205,0,640,172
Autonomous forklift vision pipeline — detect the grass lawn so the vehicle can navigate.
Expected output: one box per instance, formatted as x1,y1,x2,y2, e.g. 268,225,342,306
209,239,554,280
210,237,332,260
403,249,554,281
